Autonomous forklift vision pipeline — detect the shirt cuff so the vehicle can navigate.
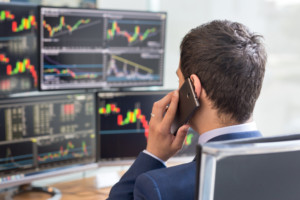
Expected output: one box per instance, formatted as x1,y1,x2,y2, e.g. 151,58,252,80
142,150,167,167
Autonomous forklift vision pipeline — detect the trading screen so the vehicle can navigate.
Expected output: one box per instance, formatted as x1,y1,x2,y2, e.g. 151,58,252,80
40,7,104,90
0,3,38,95
97,91,168,160
40,7,166,90
97,91,197,161
0,93,96,179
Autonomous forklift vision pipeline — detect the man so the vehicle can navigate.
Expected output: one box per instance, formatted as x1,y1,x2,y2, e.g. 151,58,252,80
107,20,267,200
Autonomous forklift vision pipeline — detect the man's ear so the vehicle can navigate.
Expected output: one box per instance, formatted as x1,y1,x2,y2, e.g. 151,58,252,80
190,74,201,98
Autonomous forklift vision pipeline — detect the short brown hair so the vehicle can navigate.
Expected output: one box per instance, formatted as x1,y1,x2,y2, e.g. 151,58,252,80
180,20,267,123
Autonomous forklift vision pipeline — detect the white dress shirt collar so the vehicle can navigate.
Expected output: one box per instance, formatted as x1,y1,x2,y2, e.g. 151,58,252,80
198,121,257,145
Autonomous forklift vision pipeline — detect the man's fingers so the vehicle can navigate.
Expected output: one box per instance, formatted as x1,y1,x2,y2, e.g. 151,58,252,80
151,91,174,121
172,125,190,150
162,90,179,125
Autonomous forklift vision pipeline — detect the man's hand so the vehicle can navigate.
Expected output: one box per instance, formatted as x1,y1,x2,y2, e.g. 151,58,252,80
146,90,190,161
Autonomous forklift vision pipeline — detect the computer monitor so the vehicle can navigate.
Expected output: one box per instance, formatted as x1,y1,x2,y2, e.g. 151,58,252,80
0,3,38,96
40,7,166,90
0,92,97,189
97,90,199,164
196,133,300,200
97,90,170,162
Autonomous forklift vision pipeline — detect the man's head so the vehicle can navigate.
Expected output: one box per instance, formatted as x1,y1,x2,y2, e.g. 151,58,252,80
179,20,267,124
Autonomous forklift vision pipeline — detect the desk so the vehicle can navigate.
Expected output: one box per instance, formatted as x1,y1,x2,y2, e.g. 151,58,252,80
0,158,190,199
0,176,111,200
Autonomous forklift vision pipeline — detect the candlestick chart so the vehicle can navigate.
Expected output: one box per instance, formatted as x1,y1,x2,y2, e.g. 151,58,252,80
37,134,94,165
0,9,37,36
0,5,38,95
42,15,103,49
106,19,163,48
97,91,168,160
0,53,38,85
99,103,149,138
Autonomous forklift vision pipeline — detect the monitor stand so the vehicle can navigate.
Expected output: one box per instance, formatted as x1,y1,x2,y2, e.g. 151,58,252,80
5,184,61,200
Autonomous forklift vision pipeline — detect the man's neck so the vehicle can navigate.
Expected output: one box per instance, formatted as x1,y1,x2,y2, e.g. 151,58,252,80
190,109,253,135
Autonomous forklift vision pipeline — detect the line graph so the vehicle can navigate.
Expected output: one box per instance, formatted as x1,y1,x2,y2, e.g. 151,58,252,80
106,19,162,47
42,53,104,88
37,132,95,165
37,141,89,163
0,141,34,172
43,16,91,38
44,67,101,79
106,54,160,83
42,14,103,49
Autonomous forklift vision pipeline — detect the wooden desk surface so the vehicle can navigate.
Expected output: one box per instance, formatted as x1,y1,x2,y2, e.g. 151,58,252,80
1,176,111,200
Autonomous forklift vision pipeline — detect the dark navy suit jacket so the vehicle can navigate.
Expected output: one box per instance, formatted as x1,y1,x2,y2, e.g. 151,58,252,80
107,131,262,200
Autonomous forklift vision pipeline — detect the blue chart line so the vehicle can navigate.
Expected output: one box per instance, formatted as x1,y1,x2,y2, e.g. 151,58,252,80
48,19,102,38
100,129,145,135
108,19,162,26
0,154,33,162
38,147,92,164
45,72,103,77
0,36,26,41
44,64,103,69
43,54,103,79
1,159,33,170
106,75,160,82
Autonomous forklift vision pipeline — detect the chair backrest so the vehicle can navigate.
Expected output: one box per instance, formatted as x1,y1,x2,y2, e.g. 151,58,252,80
195,133,300,200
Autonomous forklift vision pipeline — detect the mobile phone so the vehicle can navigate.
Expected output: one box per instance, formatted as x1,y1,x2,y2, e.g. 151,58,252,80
170,78,200,135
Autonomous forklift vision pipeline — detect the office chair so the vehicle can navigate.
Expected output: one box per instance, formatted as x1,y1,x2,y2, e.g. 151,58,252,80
195,133,300,200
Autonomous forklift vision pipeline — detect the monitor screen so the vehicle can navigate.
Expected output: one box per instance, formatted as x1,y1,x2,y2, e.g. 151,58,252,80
0,92,96,188
97,90,169,161
175,128,199,158
40,7,166,90
0,3,38,95
97,90,199,162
